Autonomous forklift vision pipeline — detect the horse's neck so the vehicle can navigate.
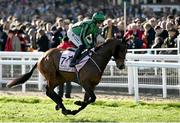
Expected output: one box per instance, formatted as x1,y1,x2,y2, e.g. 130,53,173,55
92,43,113,73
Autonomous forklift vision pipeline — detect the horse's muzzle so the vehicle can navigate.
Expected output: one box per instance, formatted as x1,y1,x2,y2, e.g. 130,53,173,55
117,64,125,69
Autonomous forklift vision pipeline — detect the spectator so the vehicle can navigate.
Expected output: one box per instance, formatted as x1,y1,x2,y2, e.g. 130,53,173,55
63,19,71,32
0,25,8,51
50,25,63,48
166,22,175,31
134,18,144,40
58,82,72,98
57,37,74,50
5,29,21,51
142,22,156,48
159,21,169,40
57,37,74,98
102,18,120,40
45,22,53,41
28,28,37,51
151,25,164,49
160,20,166,30
125,23,143,49
36,29,49,52
77,15,84,22
175,16,180,33
161,28,178,54
135,18,145,48
117,21,124,39
148,17,157,28
17,29,28,51
166,22,179,38
167,15,175,23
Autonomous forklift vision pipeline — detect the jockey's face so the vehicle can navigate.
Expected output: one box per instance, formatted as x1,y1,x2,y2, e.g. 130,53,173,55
96,22,102,27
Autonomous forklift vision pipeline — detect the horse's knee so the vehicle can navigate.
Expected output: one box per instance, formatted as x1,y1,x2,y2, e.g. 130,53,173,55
46,87,50,96
46,86,53,96
46,91,53,97
45,86,56,98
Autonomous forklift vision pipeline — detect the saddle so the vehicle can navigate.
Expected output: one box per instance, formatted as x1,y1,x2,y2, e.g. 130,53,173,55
59,48,94,72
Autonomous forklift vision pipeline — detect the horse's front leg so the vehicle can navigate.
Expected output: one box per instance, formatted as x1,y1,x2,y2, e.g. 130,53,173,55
45,86,71,115
72,85,96,115
74,92,90,106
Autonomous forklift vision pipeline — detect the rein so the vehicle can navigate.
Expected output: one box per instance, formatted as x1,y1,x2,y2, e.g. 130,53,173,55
89,57,102,73
89,42,114,73
87,49,102,73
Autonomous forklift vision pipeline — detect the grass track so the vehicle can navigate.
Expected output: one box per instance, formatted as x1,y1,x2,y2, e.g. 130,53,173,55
0,95,180,122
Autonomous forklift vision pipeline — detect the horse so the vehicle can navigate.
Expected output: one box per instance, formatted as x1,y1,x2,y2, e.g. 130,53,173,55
6,38,127,115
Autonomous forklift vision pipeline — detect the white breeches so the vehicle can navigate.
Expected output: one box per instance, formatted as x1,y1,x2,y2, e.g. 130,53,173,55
67,29,82,47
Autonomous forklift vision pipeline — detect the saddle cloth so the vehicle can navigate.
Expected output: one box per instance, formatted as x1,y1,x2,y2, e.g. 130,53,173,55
59,50,90,72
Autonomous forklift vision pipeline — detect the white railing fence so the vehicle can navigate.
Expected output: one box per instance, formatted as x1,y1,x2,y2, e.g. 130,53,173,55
0,50,180,102
0,51,44,92
128,47,178,54
126,60,180,102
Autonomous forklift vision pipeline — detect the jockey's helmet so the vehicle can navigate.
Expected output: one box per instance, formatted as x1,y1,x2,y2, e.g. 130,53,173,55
92,12,105,24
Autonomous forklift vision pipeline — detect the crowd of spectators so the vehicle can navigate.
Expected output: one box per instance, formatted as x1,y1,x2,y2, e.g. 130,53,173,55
0,0,180,54
0,0,142,22
124,15,180,54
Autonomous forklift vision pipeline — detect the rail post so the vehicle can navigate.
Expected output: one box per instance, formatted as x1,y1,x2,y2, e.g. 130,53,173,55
21,58,26,93
133,66,139,102
0,57,2,88
38,72,44,91
128,66,134,95
177,35,180,95
162,67,167,98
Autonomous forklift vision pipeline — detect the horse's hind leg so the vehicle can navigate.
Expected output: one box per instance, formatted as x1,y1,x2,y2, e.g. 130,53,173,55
45,86,71,115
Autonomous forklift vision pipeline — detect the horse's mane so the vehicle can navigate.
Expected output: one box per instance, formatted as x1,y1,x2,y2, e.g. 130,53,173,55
95,39,116,51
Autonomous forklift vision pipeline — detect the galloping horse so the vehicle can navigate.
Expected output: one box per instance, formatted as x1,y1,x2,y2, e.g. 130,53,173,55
7,38,127,115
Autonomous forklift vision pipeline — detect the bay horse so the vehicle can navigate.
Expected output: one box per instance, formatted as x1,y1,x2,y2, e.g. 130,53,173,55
6,38,127,115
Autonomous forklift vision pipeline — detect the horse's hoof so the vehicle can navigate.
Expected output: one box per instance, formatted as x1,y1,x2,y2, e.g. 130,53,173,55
71,110,79,115
55,104,61,111
81,103,87,109
62,109,72,115
74,101,83,106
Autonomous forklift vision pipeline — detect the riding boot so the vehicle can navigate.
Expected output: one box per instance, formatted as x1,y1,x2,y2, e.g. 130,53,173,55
69,45,84,67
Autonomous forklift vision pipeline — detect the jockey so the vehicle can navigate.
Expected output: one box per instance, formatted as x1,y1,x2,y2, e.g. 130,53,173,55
67,12,105,67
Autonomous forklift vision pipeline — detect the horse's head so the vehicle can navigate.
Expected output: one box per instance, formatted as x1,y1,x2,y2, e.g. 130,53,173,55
112,38,127,69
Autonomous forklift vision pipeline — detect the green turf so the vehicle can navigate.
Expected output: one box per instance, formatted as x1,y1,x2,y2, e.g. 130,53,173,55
0,95,180,122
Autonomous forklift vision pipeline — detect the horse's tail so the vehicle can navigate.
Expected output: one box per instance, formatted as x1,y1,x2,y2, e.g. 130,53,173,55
6,63,37,88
